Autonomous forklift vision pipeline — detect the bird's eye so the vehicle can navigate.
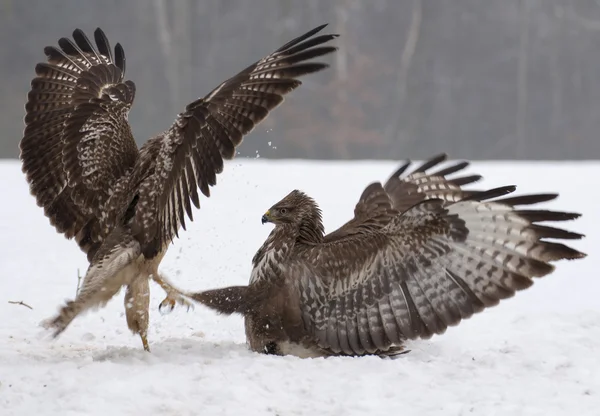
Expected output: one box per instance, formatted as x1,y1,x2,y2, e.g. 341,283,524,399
279,208,287,214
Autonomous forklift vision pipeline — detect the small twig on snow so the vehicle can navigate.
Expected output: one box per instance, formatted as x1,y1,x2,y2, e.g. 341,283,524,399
76,268,82,296
8,300,33,310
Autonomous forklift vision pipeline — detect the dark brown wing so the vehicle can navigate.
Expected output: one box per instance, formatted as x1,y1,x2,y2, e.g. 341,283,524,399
20,28,138,260
292,187,586,356
323,154,482,243
384,153,482,213
322,182,396,242
133,24,338,257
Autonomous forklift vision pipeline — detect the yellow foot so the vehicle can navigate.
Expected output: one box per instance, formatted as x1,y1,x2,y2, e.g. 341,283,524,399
158,293,195,315
140,333,150,352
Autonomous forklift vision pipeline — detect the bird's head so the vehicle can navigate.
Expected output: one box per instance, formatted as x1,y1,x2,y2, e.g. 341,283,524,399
261,190,323,231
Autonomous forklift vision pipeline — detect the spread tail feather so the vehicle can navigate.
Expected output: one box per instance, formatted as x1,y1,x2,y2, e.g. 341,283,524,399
190,285,264,316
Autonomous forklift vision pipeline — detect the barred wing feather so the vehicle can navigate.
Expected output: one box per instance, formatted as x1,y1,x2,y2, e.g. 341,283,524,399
324,153,483,242
133,25,338,257
20,28,138,260
294,186,586,356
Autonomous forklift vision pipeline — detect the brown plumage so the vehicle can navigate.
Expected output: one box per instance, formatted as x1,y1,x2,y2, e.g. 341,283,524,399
190,155,587,358
20,25,338,351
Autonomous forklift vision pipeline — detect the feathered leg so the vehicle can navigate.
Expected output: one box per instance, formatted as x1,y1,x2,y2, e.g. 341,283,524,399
42,267,127,338
124,276,151,351
42,236,142,339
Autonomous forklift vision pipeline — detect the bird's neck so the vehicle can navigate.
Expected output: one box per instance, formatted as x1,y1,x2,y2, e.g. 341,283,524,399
258,224,297,261
297,220,324,245
250,224,297,284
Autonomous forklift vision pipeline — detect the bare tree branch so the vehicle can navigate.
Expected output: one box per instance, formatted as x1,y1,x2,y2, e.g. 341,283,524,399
384,0,422,151
8,300,33,310
564,6,600,32
153,0,179,111
173,0,192,97
516,0,531,157
334,0,350,158
76,268,82,296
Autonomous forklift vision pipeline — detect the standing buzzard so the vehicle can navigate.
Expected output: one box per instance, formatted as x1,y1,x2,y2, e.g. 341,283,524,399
189,155,586,357
19,25,338,351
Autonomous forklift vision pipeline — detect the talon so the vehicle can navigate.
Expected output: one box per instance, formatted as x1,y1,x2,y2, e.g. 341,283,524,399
177,296,195,312
158,297,175,315
159,294,194,314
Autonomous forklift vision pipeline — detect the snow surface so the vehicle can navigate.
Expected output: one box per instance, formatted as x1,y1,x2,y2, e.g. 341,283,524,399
0,158,598,416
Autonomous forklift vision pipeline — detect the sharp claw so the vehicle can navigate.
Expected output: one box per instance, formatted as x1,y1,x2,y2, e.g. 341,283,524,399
176,296,194,311
158,298,175,315
159,295,194,315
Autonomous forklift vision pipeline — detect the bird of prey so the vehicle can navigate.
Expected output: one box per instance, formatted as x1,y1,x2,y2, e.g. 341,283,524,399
19,24,338,351
189,155,587,358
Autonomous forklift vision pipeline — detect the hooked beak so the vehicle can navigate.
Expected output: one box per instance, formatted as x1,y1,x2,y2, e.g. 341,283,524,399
261,210,271,225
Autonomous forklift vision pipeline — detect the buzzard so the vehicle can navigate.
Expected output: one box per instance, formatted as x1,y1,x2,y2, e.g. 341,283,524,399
19,24,338,351
189,155,586,358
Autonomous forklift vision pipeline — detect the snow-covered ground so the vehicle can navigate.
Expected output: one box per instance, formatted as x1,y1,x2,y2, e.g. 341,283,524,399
1,158,598,416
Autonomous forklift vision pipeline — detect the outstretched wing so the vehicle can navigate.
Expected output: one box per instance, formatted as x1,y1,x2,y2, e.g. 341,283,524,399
133,24,338,257
322,182,396,242
20,28,138,260
293,187,586,356
384,153,482,212
323,154,482,242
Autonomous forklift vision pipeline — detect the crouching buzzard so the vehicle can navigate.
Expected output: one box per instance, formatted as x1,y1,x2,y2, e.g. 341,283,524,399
190,155,586,358
20,24,338,351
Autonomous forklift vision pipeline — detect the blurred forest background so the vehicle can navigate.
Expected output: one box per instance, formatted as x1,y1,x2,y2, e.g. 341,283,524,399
1,0,600,160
